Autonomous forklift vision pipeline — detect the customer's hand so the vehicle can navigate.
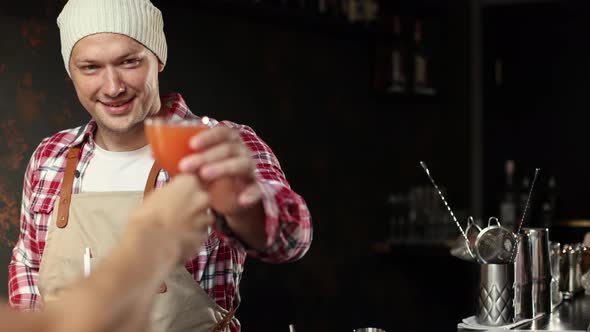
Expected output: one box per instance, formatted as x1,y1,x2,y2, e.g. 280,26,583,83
42,174,214,332
127,174,214,264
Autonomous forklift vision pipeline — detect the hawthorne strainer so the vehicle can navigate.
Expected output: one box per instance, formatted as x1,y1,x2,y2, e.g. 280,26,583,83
475,217,517,264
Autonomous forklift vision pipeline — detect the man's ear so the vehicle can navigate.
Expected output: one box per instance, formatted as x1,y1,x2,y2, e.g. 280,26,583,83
158,62,164,72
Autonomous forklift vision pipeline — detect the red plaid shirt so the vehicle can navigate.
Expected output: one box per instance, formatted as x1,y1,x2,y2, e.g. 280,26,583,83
8,93,312,331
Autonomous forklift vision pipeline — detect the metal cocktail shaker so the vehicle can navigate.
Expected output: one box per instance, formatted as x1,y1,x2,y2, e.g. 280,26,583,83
514,234,532,321
523,227,552,316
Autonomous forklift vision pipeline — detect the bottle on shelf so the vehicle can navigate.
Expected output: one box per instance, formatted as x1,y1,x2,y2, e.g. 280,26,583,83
387,193,408,243
323,0,343,17
499,160,517,232
342,0,360,22
362,0,379,24
283,0,306,9
317,0,328,14
387,14,406,94
412,19,436,96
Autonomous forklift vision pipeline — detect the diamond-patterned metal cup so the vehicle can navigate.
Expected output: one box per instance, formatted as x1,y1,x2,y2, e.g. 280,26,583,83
477,263,515,326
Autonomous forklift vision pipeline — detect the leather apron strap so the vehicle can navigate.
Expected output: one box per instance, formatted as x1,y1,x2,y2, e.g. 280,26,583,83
211,306,238,332
56,146,80,228
144,160,162,196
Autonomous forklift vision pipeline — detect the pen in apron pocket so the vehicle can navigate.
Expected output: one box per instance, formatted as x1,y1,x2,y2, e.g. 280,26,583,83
84,247,92,277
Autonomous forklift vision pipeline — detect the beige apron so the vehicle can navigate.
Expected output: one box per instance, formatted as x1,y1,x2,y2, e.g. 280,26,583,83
38,146,236,332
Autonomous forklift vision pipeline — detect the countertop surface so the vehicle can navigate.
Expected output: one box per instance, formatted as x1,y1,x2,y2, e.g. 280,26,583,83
458,293,590,331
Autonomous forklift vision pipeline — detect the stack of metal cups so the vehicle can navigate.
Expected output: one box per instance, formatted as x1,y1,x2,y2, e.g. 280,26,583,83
477,263,515,325
478,228,553,326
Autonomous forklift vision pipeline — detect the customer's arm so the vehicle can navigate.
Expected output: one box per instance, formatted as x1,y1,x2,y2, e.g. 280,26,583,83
1,235,161,332
2,174,214,332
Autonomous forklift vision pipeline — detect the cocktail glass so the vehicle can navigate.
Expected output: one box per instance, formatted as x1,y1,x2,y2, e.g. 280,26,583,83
144,117,210,176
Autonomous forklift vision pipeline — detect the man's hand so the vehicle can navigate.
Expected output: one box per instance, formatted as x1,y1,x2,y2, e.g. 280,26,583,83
178,126,267,251
178,126,262,216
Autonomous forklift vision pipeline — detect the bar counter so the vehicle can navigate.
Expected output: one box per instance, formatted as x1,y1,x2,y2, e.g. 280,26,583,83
458,294,590,331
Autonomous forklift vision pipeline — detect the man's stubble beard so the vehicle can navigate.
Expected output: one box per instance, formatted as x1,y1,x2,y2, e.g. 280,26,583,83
98,119,145,138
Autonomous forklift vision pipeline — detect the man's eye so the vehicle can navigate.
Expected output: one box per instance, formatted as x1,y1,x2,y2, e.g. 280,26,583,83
123,59,139,65
83,65,97,71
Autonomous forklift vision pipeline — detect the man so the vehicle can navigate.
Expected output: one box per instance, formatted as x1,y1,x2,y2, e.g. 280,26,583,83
3,174,216,332
8,0,312,331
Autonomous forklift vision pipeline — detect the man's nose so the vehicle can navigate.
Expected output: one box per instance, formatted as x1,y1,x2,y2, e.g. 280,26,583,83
103,67,125,98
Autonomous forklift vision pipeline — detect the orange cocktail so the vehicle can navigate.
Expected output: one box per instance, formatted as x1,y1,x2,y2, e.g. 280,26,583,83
144,118,209,176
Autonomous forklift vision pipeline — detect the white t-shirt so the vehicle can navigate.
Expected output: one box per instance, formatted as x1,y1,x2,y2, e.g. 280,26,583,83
81,143,154,192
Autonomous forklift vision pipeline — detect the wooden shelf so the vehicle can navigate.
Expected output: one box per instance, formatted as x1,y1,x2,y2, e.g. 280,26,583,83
177,0,445,104
190,0,376,39
559,220,590,228
373,92,440,106
481,0,565,7
182,0,447,39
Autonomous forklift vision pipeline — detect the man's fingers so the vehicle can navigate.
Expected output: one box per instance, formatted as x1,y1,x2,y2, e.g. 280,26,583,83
200,158,255,181
179,143,248,173
190,126,241,150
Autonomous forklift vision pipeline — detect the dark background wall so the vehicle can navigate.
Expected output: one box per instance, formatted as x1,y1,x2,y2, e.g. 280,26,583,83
2,0,589,331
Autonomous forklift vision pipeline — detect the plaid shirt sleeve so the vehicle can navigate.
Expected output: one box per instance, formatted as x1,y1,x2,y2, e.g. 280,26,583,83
8,147,43,311
215,121,312,263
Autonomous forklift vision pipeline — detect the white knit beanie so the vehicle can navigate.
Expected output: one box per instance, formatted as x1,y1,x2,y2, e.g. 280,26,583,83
57,0,167,76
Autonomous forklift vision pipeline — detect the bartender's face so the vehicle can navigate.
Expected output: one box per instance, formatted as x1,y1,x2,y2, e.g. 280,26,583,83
69,33,164,136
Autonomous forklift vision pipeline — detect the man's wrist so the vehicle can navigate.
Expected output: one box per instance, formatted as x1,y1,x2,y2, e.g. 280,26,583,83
217,202,267,251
